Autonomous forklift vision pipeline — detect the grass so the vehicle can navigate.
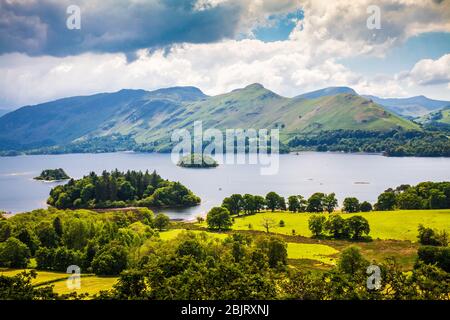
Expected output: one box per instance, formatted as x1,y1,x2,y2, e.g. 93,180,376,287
49,276,118,295
159,229,229,241
0,269,69,285
0,269,117,296
286,243,338,265
230,210,450,242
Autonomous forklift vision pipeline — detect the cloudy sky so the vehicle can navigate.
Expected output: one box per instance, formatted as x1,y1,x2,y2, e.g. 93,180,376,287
0,0,450,109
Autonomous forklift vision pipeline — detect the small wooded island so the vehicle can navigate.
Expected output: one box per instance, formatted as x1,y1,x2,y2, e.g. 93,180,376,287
177,154,218,168
34,168,70,181
47,169,200,209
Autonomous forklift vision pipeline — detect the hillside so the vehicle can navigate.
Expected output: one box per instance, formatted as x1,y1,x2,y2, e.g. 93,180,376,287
364,95,450,118
0,84,420,153
415,106,450,131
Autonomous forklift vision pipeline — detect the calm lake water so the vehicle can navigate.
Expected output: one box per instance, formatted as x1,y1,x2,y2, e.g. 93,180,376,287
0,152,449,219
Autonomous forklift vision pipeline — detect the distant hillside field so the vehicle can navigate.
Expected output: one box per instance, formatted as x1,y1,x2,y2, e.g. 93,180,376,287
230,210,450,242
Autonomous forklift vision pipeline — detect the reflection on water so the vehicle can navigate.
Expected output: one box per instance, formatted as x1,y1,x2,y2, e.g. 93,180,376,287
0,152,449,219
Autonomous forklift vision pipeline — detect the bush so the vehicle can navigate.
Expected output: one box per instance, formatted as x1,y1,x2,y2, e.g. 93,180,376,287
206,207,233,231
91,243,128,275
360,201,373,212
308,215,326,237
154,213,170,231
279,220,285,227
0,238,30,268
417,225,448,246
417,246,450,272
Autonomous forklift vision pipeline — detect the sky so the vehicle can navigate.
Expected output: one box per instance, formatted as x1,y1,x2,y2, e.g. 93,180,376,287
0,0,449,109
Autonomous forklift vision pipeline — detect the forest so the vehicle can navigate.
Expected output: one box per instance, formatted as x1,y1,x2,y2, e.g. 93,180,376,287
47,170,201,209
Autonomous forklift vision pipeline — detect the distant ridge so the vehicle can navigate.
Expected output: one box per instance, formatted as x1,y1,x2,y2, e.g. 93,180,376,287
0,84,420,153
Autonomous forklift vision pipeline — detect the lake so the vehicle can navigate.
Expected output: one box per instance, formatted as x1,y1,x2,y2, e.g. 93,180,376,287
0,152,449,220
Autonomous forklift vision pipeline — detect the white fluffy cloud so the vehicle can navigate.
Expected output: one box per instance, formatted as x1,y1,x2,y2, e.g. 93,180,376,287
408,54,450,86
0,0,450,108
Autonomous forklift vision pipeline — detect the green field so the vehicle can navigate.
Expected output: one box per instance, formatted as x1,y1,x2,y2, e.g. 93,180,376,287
286,243,338,265
230,210,450,241
0,269,117,296
50,276,118,295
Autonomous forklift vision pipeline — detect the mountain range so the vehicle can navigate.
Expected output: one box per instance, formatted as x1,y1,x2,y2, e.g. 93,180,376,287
0,83,426,153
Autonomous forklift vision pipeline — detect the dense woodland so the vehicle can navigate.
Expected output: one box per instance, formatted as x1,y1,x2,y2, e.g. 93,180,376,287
47,170,201,209
288,129,450,157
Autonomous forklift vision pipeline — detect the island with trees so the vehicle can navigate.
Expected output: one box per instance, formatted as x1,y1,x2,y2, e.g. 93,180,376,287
177,154,219,168
34,168,70,181
47,169,201,209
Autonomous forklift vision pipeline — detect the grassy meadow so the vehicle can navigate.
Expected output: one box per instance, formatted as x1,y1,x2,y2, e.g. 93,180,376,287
229,210,450,241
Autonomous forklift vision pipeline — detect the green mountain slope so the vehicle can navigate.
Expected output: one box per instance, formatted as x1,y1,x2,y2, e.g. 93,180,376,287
0,84,420,153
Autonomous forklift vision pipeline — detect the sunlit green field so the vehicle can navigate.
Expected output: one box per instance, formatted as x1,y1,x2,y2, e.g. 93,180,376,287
0,269,69,285
50,276,118,295
286,243,338,265
0,269,117,296
159,229,229,241
230,210,450,241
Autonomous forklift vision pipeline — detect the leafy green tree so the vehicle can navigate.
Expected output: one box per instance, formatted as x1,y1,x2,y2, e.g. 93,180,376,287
0,238,30,268
397,190,422,209
0,220,12,242
36,222,59,248
255,236,287,269
206,207,232,230
323,193,338,213
62,218,90,250
15,228,39,255
325,214,349,239
346,216,370,240
429,189,447,209
242,194,257,214
417,224,448,246
308,215,326,238
360,201,373,212
91,242,128,275
265,192,281,212
53,216,63,239
375,191,396,211
306,193,325,212
288,196,300,212
222,194,244,216
343,197,360,213
337,247,369,275
154,213,170,231
253,195,266,212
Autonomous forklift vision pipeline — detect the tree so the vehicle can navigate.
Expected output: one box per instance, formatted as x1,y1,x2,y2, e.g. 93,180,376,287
256,236,287,269
253,196,266,212
154,213,170,231
337,247,369,275
429,189,447,209
91,243,128,275
15,228,39,255
396,190,422,209
0,238,30,268
53,216,63,239
417,225,448,246
260,217,277,233
288,196,300,212
242,194,257,214
222,194,243,216
36,222,59,248
265,192,282,212
308,215,326,238
323,193,338,213
346,216,370,240
306,193,325,212
343,197,360,213
325,214,349,239
0,220,12,242
360,201,373,212
206,207,232,230
0,271,58,300
375,191,396,211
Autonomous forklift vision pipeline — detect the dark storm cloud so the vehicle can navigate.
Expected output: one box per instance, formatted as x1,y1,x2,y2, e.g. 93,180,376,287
0,0,242,57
